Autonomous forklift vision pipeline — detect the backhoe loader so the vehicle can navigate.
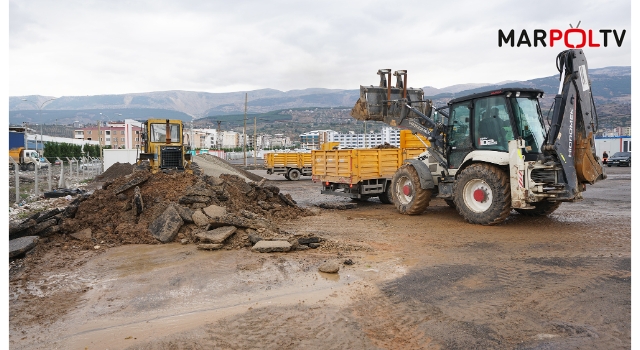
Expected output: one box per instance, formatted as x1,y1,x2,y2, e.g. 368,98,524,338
350,50,606,225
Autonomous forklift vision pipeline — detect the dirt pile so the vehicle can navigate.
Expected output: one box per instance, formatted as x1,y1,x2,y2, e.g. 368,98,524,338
94,162,134,183
57,171,310,249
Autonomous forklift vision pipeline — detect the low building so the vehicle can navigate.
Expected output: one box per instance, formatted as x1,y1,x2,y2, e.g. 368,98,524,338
596,136,632,156
301,127,402,149
75,119,142,149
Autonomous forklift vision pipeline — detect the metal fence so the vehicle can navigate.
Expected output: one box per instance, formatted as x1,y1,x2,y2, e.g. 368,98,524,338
10,156,103,205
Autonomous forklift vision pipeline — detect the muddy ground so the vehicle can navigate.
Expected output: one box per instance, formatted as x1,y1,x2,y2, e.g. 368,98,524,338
8,162,631,350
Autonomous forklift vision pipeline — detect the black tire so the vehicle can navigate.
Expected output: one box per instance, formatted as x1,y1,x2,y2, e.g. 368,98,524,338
391,164,431,215
284,173,291,180
378,182,393,204
453,163,511,225
444,199,456,209
515,200,561,216
27,163,36,171
288,168,301,181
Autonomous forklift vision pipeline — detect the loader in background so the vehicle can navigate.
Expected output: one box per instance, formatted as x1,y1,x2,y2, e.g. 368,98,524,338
137,119,194,174
350,49,605,225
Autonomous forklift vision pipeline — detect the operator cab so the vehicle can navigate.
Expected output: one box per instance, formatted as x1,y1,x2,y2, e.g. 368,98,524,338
446,88,545,168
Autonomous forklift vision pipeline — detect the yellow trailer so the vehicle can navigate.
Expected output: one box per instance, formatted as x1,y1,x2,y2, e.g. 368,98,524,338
312,131,428,202
264,152,312,180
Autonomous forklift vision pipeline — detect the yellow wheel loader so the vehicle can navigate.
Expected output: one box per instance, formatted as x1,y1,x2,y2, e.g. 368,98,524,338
137,119,194,174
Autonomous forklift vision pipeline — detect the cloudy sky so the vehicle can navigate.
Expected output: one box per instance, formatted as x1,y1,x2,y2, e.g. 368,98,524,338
9,0,632,97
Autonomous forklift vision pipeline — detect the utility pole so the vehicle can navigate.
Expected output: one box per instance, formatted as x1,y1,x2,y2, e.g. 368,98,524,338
254,114,257,167
243,93,247,166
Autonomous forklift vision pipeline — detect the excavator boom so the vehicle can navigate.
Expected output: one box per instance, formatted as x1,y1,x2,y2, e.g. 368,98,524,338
545,49,606,197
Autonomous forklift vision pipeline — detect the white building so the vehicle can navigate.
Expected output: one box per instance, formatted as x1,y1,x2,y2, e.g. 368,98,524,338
596,136,632,155
322,127,401,148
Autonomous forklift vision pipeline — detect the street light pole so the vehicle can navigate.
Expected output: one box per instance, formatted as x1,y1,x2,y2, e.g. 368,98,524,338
243,93,247,166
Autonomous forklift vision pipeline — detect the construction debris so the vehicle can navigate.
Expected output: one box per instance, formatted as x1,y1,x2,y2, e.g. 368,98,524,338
8,167,312,258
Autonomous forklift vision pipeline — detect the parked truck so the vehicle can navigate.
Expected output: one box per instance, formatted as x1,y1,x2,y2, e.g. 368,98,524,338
265,152,312,180
312,131,428,202
9,147,47,171
350,50,606,225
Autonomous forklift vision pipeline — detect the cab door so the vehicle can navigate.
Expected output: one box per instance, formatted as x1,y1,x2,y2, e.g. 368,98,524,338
447,102,472,169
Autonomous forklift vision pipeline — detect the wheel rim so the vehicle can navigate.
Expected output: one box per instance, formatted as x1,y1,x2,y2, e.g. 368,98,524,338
463,178,493,213
290,170,300,180
395,175,414,205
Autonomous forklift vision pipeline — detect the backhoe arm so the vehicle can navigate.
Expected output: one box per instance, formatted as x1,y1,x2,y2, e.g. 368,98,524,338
545,49,606,197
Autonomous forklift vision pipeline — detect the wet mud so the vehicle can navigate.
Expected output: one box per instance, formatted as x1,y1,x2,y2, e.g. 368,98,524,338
9,166,631,349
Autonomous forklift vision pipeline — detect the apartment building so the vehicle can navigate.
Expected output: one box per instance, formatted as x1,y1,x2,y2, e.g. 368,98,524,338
75,120,142,149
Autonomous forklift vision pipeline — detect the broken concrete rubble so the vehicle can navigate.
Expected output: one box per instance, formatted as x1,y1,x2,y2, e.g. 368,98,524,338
113,173,150,195
148,205,184,243
191,210,210,227
9,236,39,258
252,240,292,253
195,226,237,244
202,204,227,218
9,166,311,258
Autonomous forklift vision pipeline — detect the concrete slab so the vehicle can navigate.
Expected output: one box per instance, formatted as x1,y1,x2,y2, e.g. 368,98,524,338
252,240,291,253
195,226,237,244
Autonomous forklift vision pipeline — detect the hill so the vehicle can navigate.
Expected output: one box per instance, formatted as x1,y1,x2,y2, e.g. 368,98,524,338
9,67,630,132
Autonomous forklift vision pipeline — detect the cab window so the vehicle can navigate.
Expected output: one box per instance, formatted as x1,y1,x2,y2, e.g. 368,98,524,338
150,124,180,143
473,96,511,152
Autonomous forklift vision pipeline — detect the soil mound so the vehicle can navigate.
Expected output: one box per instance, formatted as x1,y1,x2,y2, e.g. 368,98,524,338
61,171,310,248
95,162,134,183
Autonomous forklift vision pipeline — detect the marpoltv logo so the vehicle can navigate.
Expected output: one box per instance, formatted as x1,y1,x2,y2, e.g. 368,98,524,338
498,21,626,48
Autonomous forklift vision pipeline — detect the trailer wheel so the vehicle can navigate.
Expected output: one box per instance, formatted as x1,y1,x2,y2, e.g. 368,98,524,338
515,200,561,216
27,163,36,171
288,168,301,181
391,164,431,215
378,183,393,204
454,163,511,225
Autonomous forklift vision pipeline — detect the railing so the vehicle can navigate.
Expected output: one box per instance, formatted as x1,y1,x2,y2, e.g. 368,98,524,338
10,155,104,206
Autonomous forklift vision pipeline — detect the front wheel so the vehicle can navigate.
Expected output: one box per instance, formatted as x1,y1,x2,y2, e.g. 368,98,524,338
454,163,511,225
391,164,431,215
287,168,301,181
27,163,36,171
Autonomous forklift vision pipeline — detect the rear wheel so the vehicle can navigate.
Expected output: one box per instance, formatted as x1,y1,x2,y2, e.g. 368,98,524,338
391,164,431,215
378,182,393,204
27,163,36,171
454,163,511,225
284,173,291,180
515,200,561,216
288,168,301,181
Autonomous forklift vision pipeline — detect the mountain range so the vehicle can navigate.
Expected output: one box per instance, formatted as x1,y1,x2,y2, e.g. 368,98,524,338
9,66,630,126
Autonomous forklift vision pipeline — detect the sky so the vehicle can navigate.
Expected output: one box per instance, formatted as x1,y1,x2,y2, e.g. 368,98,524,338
8,0,633,97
